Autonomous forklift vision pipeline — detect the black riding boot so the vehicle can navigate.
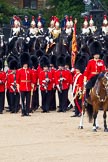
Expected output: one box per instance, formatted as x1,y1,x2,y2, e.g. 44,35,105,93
86,88,90,99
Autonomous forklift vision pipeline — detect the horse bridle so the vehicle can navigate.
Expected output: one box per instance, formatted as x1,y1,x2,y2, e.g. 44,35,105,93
102,72,108,96
95,72,108,102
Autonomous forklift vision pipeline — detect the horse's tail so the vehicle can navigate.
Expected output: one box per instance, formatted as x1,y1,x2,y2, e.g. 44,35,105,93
86,103,93,122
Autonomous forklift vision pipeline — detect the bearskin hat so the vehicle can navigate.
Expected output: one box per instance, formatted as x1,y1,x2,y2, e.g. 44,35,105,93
103,54,108,68
65,55,71,69
36,49,44,58
75,55,87,73
40,56,49,68
20,52,30,67
7,54,17,66
89,41,102,56
0,59,3,70
30,55,38,69
49,55,57,68
9,59,18,70
57,56,65,67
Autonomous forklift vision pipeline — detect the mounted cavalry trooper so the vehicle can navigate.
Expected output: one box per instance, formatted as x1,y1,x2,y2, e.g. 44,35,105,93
45,16,56,52
28,16,38,37
102,15,108,35
37,20,44,35
83,41,105,100
51,18,61,42
63,20,72,36
81,16,90,35
10,17,24,38
8,17,24,52
88,15,97,35
27,17,38,52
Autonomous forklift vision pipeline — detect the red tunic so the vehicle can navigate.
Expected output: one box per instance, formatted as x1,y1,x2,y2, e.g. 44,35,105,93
50,67,56,89
7,70,19,93
84,59,105,81
31,69,38,91
16,68,33,92
39,70,53,91
72,71,83,94
0,71,6,92
55,69,71,90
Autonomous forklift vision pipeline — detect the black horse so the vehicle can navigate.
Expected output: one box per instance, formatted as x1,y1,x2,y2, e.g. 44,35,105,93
46,33,70,58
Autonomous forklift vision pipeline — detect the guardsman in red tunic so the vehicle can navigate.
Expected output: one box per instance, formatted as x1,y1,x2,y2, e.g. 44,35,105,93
83,41,106,99
49,55,57,111
39,56,53,113
64,55,73,110
16,53,34,116
71,56,86,117
0,59,6,114
7,59,20,113
6,54,19,112
30,55,39,112
55,56,71,112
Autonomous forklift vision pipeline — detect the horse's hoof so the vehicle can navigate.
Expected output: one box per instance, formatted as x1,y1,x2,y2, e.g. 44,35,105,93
96,126,101,130
104,129,108,132
78,126,83,129
92,129,97,132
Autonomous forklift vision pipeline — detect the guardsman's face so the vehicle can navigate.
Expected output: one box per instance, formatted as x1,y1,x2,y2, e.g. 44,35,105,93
43,66,48,71
94,54,100,59
58,66,64,70
65,65,69,69
23,64,28,69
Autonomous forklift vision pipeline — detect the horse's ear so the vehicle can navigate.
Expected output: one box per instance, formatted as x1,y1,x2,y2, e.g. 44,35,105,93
98,72,104,80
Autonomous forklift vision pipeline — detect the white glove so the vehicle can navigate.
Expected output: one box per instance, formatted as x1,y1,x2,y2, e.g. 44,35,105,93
50,38,53,43
45,36,49,42
71,68,74,72
26,37,30,42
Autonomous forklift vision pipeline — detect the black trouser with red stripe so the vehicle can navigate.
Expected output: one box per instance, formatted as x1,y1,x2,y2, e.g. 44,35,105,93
74,95,82,115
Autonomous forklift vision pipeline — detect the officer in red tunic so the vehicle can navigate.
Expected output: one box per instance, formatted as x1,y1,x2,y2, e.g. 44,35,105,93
39,56,53,113
55,56,71,112
83,41,106,99
16,52,34,116
49,55,57,111
7,59,20,113
71,56,86,117
30,55,39,112
0,59,6,114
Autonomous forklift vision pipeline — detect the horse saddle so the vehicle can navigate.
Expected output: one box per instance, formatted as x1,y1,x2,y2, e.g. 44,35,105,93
86,74,99,89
